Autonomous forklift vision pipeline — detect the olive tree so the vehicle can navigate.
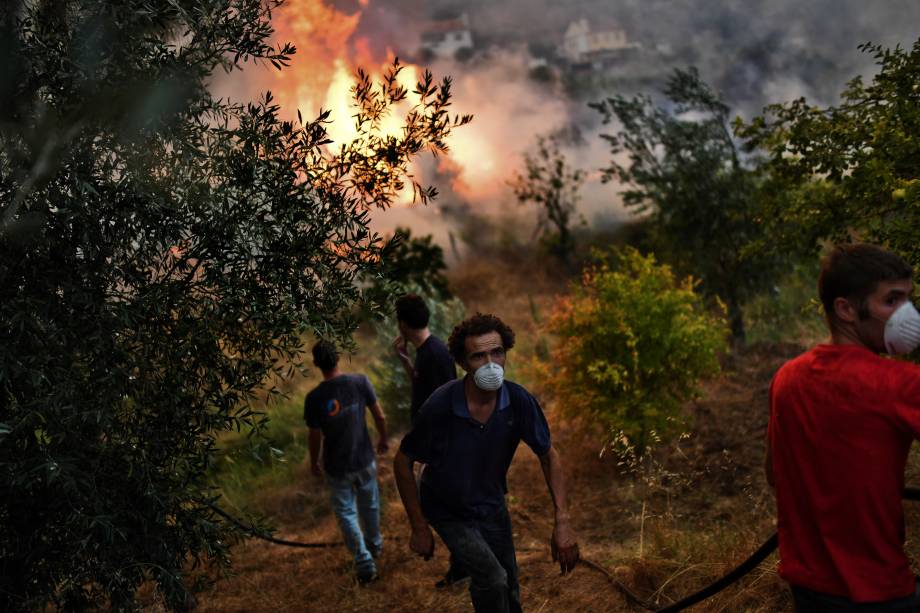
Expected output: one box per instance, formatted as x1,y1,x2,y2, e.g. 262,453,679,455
0,1,469,609
738,40,920,267
592,69,784,345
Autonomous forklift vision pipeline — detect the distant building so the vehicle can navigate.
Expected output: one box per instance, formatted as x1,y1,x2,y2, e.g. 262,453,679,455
560,19,641,70
419,13,474,59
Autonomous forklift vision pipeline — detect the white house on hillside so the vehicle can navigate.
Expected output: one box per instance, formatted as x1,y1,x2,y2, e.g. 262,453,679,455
560,19,640,65
420,13,474,59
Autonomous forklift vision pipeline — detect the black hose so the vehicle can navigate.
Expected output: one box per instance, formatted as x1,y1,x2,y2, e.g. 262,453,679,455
655,532,778,612
201,499,343,549
591,486,920,612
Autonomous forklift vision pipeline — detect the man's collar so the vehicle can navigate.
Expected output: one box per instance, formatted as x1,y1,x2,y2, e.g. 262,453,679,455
451,377,510,418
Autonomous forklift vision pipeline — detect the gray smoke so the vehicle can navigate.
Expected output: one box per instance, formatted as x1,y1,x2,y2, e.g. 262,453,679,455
337,0,920,245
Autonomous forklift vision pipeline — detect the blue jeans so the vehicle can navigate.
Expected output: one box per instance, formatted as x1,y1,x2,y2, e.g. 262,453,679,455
430,505,521,613
326,461,382,577
792,580,920,612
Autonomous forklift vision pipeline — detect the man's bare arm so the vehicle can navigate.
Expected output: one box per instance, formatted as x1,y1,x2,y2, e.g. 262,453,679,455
393,450,435,559
539,446,580,574
368,401,389,454
308,428,322,478
392,336,414,381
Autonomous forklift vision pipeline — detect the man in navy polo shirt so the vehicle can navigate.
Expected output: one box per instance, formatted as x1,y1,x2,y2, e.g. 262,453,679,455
394,313,580,612
305,340,389,585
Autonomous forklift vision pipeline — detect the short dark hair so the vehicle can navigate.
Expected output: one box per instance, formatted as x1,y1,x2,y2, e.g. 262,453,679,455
395,294,430,330
448,313,515,363
312,340,339,371
819,244,913,324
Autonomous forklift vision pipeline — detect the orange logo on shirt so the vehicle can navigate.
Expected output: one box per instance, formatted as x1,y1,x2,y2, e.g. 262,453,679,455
326,399,341,417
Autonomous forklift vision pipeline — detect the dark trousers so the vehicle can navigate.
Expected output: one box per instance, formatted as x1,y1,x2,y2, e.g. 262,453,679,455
431,505,521,613
792,580,920,612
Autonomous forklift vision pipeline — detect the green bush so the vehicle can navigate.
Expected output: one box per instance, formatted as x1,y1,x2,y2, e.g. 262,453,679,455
743,259,826,346
542,247,726,453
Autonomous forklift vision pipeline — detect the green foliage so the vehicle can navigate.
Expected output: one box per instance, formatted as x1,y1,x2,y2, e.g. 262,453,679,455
542,247,725,453
0,1,469,610
591,68,784,344
367,291,465,431
367,226,452,302
510,135,585,264
743,259,826,346
208,397,313,516
738,40,920,267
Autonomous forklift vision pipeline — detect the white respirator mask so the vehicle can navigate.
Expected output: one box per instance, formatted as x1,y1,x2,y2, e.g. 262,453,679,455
884,301,920,355
473,362,504,391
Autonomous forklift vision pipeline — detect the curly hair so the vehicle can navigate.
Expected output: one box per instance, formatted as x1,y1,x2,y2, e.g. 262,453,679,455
448,313,516,363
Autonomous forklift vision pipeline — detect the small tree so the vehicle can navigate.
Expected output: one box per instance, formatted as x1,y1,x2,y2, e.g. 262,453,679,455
0,1,469,610
738,40,920,267
542,247,725,455
370,226,452,301
510,135,585,265
591,68,784,345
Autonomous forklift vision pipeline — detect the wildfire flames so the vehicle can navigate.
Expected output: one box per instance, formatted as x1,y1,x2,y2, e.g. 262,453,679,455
259,0,520,208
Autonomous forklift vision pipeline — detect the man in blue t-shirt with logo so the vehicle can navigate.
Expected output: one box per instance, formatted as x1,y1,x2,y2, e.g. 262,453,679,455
305,340,389,584
393,314,580,612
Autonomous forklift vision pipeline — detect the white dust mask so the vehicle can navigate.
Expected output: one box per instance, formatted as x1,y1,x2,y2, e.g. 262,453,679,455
473,362,504,391
884,301,920,355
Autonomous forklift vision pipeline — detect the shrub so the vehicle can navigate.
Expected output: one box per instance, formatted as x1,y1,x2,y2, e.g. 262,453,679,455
542,247,726,453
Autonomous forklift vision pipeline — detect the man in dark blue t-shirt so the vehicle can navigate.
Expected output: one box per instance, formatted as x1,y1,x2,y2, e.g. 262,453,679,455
394,314,580,613
393,294,457,425
305,340,388,584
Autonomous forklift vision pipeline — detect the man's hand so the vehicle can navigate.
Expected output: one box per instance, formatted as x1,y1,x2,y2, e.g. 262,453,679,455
310,463,323,480
409,524,435,560
550,519,579,575
377,438,390,455
392,335,411,363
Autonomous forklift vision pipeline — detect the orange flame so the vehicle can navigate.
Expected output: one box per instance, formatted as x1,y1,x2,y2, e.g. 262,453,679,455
265,0,424,205
256,0,537,211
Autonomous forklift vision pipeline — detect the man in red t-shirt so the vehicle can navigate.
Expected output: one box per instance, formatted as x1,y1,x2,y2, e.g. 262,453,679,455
768,244,920,611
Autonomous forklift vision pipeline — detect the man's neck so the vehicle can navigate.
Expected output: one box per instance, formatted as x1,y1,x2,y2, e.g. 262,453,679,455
829,325,872,351
405,328,431,349
322,368,342,381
